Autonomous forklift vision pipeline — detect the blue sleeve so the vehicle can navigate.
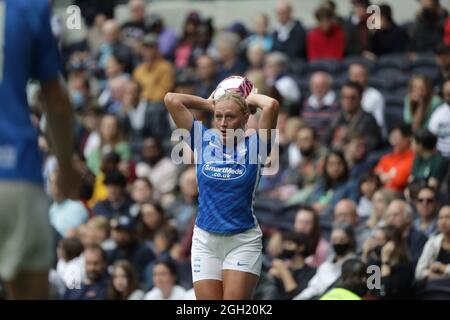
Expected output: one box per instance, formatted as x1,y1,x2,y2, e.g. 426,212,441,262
189,119,206,152
33,0,61,81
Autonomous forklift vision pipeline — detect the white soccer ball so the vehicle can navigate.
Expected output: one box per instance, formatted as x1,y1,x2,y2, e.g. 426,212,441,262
211,76,255,100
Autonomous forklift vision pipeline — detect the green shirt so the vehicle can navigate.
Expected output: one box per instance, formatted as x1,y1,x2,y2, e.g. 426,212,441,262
320,288,362,300
412,152,449,184
404,95,443,128
87,141,131,175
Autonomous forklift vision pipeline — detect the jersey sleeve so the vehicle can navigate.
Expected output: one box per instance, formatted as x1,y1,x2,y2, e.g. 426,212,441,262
32,0,61,81
189,118,206,152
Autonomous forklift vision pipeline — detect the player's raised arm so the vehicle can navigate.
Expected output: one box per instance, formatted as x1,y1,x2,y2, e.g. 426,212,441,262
164,93,214,131
246,93,280,140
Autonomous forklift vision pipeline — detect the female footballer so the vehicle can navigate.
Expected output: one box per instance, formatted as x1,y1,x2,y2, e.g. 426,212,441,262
164,79,279,300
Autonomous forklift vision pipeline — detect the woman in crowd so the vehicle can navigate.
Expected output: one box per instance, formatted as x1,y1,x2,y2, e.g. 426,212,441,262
108,260,145,300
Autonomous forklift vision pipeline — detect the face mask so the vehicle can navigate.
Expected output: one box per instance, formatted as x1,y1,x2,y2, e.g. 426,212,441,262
280,249,296,260
333,243,350,256
71,91,85,110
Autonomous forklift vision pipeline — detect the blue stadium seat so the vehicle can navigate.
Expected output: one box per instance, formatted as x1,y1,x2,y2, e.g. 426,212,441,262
342,55,377,73
385,104,405,132
377,53,411,72
409,66,440,83
306,59,342,75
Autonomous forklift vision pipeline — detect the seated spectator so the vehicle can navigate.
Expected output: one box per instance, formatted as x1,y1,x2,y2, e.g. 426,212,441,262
428,79,450,158
266,232,317,300
307,151,359,216
366,4,409,57
93,20,134,79
246,43,266,73
92,171,133,219
327,81,381,152
85,216,116,251
144,259,187,300
88,151,120,208
49,170,89,238
106,216,155,282
120,0,148,53
343,0,371,55
64,244,110,300
146,14,178,61
136,202,170,252
293,223,357,300
102,75,130,114
414,186,440,237
167,166,198,234
87,114,130,176
174,12,200,68
215,31,248,77
434,44,450,95
307,6,345,61
272,1,306,59
264,52,301,112
411,128,449,187
97,56,129,110
246,14,273,52
108,260,145,300
365,188,397,230
348,63,386,135
193,54,221,99
385,199,428,266
356,172,382,219
300,72,339,141
78,106,103,160
320,258,367,300
129,178,154,218
68,71,93,112
344,133,378,181
133,34,175,103
190,18,215,63
408,0,448,54
374,124,415,192
363,225,415,299
135,138,177,201
267,206,332,268
416,206,450,281
404,75,443,131
55,237,84,292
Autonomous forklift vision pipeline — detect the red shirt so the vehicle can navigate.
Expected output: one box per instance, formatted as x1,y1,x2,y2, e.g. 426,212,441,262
374,149,415,192
307,24,345,61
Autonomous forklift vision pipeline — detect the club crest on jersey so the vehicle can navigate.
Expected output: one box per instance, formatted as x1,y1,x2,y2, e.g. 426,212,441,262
202,161,246,180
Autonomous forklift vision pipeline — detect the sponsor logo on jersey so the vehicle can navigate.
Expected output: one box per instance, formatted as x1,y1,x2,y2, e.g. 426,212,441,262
202,161,246,180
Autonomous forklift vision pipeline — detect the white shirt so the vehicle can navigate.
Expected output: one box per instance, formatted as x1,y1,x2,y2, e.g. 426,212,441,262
276,20,295,42
83,131,101,159
307,91,337,110
428,103,450,158
362,87,385,133
274,75,301,103
144,285,186,300
136,157,177,195
288,143,302,169
128,100,147,131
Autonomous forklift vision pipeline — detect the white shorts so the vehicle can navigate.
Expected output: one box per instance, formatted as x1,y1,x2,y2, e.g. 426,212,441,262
0,182,53,282
191,225,263,282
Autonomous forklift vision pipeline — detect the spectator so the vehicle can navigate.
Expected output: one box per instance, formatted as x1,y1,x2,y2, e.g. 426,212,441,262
92,171,133,219
108,260,145,300
144,259,187,300
93,20,134,78
55,237,85,292
246,14,273,52
293,223,357,300
320,258,367,300
408,0,448,54
246,43,266,73
348,63,386,134
64,244,110,300
264,52,301,110
344,133,378,181
85,216,116,251
129,178,154,218
434,44,450,95
78,106,104,160
146,14,178,61
266,232,317,299
190,18,215,63
194,54,221,99
135,138,177,201
415,206,450,281
137,202,170,249
327,81,381,152
133,34,175,103
214,32,248,78
174,12,201,68
414,186,440,237
87,114,130,175
102,75,130,114
68,72,93,112
97,56,129,110
307,6,345,62
307,151,359,217
48,170,89,238
120,0,148,51
344,0,371,55
404,75,443,130
300,72,340,141
374,124,415,192
365,188,397,230
428,79,450,158
366,4,409,57
167,167,199,234
385,199,428,266
272,0,307,59
411,128,449,187
106,216,155,282
357,172,382,219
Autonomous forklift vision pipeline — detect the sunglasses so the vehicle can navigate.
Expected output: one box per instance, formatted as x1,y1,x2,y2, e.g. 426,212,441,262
418,198,434,204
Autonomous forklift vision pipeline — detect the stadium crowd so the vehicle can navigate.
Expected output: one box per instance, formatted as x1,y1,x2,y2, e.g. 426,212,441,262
2,0,450,300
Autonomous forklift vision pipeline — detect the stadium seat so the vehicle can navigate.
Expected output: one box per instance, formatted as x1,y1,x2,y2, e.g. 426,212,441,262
342,55,376,73
289,59,308,76
377,53,411,72
306,59,342,75
384,104,405,132
409,66,440,83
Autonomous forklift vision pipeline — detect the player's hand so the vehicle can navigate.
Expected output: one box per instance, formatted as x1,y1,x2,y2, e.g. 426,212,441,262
58,164,84,200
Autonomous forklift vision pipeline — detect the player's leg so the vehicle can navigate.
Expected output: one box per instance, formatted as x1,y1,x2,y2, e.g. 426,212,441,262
5,271,49,300
194,279,223,300
222,270,259,300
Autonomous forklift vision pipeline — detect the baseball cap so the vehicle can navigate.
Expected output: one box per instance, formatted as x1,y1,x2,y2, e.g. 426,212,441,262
110,215,135,231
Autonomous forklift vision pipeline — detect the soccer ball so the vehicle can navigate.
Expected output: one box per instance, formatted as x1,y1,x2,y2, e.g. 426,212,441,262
211,76,255,100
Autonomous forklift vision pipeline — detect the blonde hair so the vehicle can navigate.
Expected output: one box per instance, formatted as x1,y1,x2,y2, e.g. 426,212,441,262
366,188,397,229
88,216,110,231
214,91,250,115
